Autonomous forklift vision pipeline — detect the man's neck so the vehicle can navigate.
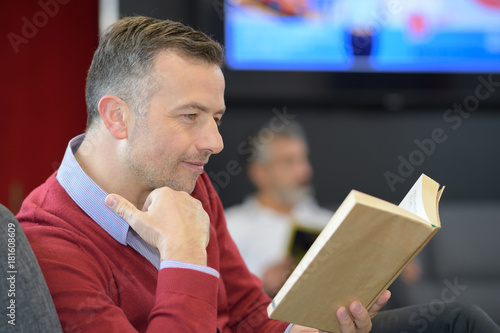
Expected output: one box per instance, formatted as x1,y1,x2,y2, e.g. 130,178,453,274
75,132,150,209
255,192,294,215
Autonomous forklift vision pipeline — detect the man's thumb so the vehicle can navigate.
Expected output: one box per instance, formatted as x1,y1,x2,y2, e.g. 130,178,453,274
105,194,138,223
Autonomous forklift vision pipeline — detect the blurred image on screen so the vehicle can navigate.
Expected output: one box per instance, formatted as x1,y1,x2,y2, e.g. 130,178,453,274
225,0,500,72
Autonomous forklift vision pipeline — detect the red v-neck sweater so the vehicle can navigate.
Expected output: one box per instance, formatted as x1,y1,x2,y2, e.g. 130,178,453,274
17,171,289,332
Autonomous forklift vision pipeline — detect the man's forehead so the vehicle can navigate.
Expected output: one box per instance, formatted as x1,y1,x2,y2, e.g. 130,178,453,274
271,136,307,147
151,49,225,89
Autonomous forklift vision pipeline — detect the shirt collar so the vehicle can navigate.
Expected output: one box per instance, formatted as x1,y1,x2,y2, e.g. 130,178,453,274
56,134,130,245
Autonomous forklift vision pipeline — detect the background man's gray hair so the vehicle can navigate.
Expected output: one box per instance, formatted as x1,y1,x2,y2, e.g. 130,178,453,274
243,121,308,168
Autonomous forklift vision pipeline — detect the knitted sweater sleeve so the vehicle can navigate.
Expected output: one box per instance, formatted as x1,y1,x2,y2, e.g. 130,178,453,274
21,221,220,333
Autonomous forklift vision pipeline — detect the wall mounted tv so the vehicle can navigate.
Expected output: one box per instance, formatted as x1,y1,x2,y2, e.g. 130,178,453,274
225,0,500,73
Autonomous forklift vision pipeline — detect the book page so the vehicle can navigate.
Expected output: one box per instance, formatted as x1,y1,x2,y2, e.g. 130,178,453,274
398,174,431,223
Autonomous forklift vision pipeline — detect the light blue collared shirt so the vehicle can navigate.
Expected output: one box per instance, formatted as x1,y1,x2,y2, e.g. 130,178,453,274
56,134,219,277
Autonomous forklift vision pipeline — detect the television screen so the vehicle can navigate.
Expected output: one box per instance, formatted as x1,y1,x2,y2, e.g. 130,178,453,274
225,0,500,73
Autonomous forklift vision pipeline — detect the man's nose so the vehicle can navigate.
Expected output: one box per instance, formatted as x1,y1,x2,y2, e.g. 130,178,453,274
198,120,224,154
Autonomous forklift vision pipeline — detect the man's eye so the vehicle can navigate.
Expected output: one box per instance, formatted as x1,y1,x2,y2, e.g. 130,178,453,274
185,114,197,120
215,118,222,126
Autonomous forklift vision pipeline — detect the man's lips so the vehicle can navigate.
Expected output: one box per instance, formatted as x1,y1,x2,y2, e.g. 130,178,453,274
182,161,207,173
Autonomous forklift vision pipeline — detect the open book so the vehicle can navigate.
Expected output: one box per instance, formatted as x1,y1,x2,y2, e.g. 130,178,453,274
267,174,444,332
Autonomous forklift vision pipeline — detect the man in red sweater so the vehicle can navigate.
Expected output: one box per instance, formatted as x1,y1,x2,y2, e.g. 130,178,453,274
17,16,386,332
17,15,500,333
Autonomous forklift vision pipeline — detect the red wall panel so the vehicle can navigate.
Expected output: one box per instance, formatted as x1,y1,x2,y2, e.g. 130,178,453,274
1,0,98,213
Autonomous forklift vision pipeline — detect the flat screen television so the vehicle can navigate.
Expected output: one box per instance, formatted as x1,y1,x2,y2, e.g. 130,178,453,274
224,0,500,73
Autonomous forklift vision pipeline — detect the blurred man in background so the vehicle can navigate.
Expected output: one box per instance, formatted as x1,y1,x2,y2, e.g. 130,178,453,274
226,121,423,301
226,121,333,297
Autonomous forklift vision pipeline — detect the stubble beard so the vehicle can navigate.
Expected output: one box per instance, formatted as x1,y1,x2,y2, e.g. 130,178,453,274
126,151,202,194
125,121,202,194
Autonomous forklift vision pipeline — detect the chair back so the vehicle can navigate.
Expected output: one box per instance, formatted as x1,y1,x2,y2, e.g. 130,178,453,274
0,204,63,332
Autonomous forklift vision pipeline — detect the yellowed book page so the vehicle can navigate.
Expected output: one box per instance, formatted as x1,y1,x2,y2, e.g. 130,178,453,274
399,174,442,226
421,175,443,227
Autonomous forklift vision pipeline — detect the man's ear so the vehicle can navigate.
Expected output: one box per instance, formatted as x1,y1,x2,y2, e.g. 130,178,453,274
98,95,130,140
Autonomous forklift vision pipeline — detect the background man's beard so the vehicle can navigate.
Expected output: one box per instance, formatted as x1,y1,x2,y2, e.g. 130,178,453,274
276,185,313,206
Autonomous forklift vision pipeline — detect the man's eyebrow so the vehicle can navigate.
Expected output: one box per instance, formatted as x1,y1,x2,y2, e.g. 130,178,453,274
173,102,225,115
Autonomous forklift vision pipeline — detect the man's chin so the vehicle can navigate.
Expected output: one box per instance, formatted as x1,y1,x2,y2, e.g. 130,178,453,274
185,182,197,194
167,174,200,194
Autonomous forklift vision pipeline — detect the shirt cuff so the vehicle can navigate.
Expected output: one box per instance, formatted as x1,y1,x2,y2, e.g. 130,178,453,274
160,260,220,278
284,323,294,333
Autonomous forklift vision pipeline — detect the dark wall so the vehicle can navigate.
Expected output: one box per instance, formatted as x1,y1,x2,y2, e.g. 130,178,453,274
120,0,218,34
206,107,500,209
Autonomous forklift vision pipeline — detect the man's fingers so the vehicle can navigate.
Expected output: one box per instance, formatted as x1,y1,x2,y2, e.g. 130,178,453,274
336,306,356,333
105,194,141,225
350,301,372,332
368,290,391,317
